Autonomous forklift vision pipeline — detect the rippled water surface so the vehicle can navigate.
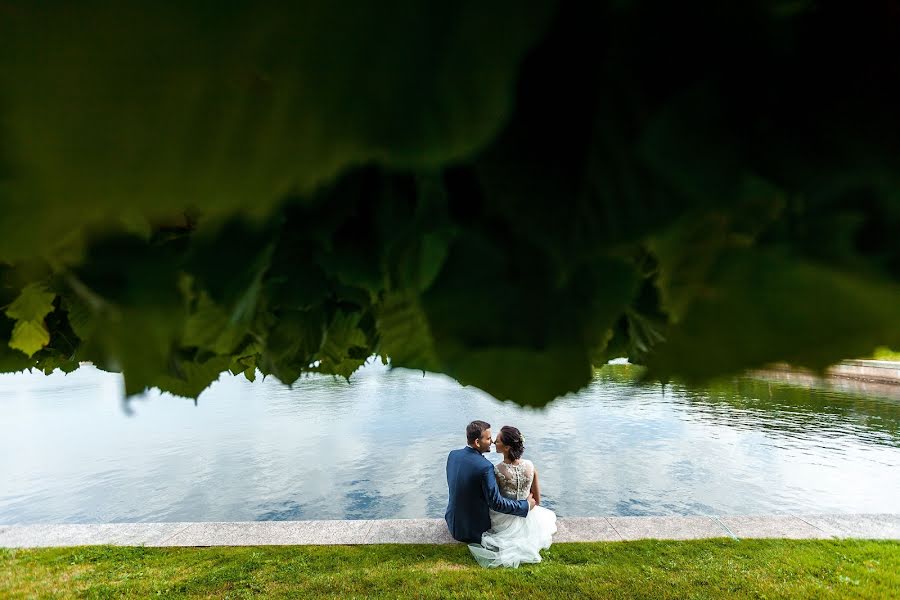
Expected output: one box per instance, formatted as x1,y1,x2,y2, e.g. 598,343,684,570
1,363,898,523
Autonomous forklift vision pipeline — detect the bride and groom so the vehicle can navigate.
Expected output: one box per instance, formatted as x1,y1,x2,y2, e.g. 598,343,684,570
445,420,557,568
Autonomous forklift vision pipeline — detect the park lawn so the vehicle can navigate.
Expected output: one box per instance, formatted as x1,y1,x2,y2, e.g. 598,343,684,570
2,539,898,599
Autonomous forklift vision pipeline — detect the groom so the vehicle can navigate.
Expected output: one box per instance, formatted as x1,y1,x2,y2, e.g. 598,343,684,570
445,420,535,543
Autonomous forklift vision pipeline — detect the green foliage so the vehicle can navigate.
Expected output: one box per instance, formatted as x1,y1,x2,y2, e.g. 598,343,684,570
1,1,898,404
647,250,900,381
0,317,37,372
873,347,900,362
4,283,56,357
0,0,554,261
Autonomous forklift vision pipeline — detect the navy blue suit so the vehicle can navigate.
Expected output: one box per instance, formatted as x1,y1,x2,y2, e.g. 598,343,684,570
445,446,529,543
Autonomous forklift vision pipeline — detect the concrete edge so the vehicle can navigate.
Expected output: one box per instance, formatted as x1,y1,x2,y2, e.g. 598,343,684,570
1,514,898,548
748,360,900,400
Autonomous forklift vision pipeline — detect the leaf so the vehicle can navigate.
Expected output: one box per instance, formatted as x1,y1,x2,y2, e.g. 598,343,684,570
61,294,97,342
1,3,899,406
310,171,388,295
227,342,262,383
35,354,79,375
421,232,640,404
648,214,732,324
66,236,186,395
183,292,248,355
9,319,50,357
444,345,593,407
154,355,232,399
5,282,56,357
637,86,744,211
418,232,453,292
315,311,370,379
0,316,37,372
378,174,455,293
375,291,439,372
6,282,56,322
648,176,786,324
624,308,666,364
260,309,326,385
185,218,278,325
104,309,185,396
646,250,900,382
0,1,554,261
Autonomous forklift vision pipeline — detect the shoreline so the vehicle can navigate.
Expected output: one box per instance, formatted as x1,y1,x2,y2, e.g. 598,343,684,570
748,360,900,400
2,514,898,547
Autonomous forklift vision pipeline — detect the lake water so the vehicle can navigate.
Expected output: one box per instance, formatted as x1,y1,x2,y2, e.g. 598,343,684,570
1,362,898,524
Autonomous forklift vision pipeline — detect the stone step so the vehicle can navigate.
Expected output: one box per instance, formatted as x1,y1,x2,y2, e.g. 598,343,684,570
1,514,898,548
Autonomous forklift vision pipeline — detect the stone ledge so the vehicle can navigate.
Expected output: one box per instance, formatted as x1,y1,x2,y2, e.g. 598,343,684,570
749,360,900,400
1,514,897,548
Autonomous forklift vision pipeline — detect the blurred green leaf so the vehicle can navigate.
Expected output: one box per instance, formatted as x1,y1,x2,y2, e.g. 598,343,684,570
61,294,96,342
9,320,50,358
445,345,592,407
647,250,900,381
65,236,185,395
0,2,898,406
0,316,36,372
6,282,55,322
0,0,554,260
36,355,79,376
315,312,369,379
154,355,232,399
183,292,248,355
375,291,439,373
185,219,278,325
260,309,325,385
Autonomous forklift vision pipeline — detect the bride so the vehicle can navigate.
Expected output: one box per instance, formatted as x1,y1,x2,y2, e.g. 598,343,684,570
468,425,557,568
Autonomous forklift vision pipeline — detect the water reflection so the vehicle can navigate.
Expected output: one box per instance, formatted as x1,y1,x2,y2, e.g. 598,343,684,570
0,362,897,523
594,367,900,446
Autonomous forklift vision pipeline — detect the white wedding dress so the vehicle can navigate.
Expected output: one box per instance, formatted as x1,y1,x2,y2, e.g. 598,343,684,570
468,459,557,568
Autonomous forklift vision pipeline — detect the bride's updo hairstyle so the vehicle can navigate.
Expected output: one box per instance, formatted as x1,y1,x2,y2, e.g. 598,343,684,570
498,426,525,460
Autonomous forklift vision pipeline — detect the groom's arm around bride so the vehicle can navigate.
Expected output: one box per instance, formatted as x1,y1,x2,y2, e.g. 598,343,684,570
479,460,531,516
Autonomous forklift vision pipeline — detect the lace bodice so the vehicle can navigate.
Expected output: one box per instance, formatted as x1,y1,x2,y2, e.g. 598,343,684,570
494,460,534,500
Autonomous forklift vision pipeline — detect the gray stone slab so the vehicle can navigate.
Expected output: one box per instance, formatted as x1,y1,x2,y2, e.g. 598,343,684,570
800,514,900,540
108,523,192,545
7,524,81,547
3,515,896,547
0,523,188,548
157,520,374,546
607,516,729,541
365,519,457,544
718,515,829,539
553,517,621,542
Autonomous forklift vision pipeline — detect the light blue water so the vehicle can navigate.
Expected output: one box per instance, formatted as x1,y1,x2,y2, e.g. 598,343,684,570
1,362,898,523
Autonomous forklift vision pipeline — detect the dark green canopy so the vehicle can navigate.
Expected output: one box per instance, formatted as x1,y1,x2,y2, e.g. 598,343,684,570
1,1,898,404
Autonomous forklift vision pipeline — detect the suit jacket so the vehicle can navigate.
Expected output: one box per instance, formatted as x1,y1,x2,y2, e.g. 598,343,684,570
444,446,529,543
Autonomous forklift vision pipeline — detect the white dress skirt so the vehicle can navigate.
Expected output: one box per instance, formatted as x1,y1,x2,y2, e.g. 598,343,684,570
468,460,557,568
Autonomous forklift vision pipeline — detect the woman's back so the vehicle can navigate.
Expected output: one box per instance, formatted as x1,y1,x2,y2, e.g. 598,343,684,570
494,460,534,501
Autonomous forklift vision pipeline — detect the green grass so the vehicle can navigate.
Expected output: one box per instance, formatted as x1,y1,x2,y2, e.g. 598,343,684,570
2,539,897,599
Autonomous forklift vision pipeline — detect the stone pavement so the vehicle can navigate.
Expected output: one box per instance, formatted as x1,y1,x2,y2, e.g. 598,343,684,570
1,514,898,548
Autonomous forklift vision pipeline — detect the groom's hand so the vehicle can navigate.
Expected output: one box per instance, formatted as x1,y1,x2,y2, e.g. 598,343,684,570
526,493,536,510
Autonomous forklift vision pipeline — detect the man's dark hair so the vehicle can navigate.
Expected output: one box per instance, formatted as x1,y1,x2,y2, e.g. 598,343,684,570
466,420,491,444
